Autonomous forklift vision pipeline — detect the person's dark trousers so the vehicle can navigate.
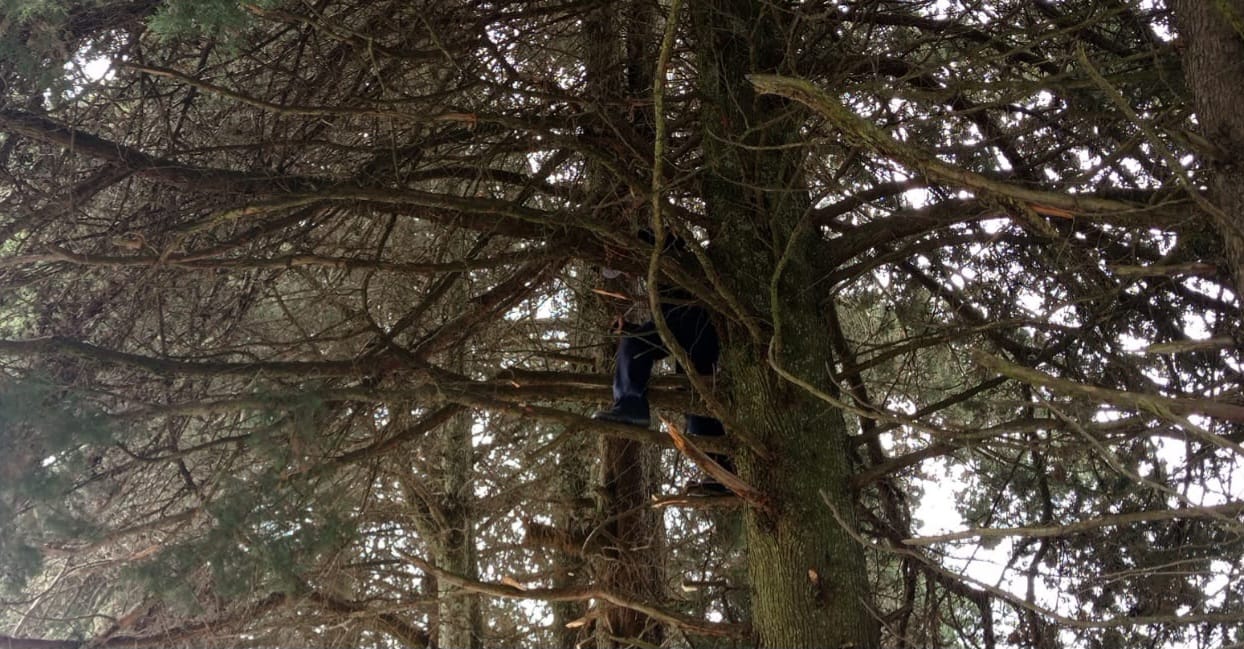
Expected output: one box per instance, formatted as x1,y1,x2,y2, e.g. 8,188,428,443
604,304,731,468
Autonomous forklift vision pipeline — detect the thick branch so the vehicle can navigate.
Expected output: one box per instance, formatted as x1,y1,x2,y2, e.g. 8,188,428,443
0,108,322,193
0,337,377,378
974,350,1244,423
748,74,1189,228
7,245,562,274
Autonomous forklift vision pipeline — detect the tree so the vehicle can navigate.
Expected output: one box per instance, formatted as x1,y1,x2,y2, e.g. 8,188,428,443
1,1,1242,647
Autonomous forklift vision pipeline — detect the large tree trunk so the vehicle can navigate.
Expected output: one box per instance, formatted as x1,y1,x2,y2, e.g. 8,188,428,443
690,1,879,646
1171,0,1244,306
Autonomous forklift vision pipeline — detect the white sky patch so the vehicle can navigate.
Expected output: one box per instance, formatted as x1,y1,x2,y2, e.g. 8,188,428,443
82,57,113,82
534,294,557,320
887,396,919,416
1119,156,1145,178
1204,560,1235,607
914,461,1044,605
472,418,493,447
1017,287,1047,316
1073,147,1097,168
1139,0,1176,41
1117,332,1149,353
1180,307,1213,341
874,267,891,289
914,457,967,535
992,149,1013,172
1046,303,1078,327
903,186,931,208
979,217,1008,234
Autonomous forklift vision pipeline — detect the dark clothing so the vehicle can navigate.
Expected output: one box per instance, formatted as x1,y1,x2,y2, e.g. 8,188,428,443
611,303,725,439
594,231,731,489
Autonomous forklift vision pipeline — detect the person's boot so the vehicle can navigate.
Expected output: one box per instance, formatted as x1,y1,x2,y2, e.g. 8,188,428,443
591,397,650,428
681,415,733,494
684,414,724,438
682,480,731,496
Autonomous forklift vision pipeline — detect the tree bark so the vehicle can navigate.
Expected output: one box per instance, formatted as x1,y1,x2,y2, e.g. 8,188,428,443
433,411,481,649
1171,0,1244,307
691,1,879,646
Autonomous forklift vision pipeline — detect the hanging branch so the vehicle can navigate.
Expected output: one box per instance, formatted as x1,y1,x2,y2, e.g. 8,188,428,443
972,350,1244,425
660,416,772,515
903,501,1244,546
746,74,1188,228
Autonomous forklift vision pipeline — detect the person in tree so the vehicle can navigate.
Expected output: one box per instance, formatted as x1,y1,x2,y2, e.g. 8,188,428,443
591,230,730,494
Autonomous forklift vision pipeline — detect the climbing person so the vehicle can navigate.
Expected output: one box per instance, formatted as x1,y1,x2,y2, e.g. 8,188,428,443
591,230,730,495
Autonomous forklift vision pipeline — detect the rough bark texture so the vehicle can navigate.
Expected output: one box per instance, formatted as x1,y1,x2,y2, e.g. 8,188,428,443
692,1,879,646
549,436,591,648
434,412,481,649
1172,0,1244,305
549,285,594,647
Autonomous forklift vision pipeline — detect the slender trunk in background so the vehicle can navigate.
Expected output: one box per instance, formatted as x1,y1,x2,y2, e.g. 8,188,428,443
584,3,667,646
434,411,481,648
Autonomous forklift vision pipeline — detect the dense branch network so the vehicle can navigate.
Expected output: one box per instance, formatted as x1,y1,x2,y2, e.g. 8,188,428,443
0,1,1240,647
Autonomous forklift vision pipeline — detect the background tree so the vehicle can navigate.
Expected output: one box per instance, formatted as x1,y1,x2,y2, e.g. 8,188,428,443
0,1,1241,648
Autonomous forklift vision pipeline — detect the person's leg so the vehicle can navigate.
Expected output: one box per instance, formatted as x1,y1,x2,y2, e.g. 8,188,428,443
663,305,724,438
593,321,668,427
663,306,732,495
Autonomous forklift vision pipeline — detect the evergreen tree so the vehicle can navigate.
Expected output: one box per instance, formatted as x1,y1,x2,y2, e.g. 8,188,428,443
0,1,1241,647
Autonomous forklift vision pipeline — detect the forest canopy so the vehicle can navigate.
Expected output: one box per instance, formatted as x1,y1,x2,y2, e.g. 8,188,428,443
0,1,1242,647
